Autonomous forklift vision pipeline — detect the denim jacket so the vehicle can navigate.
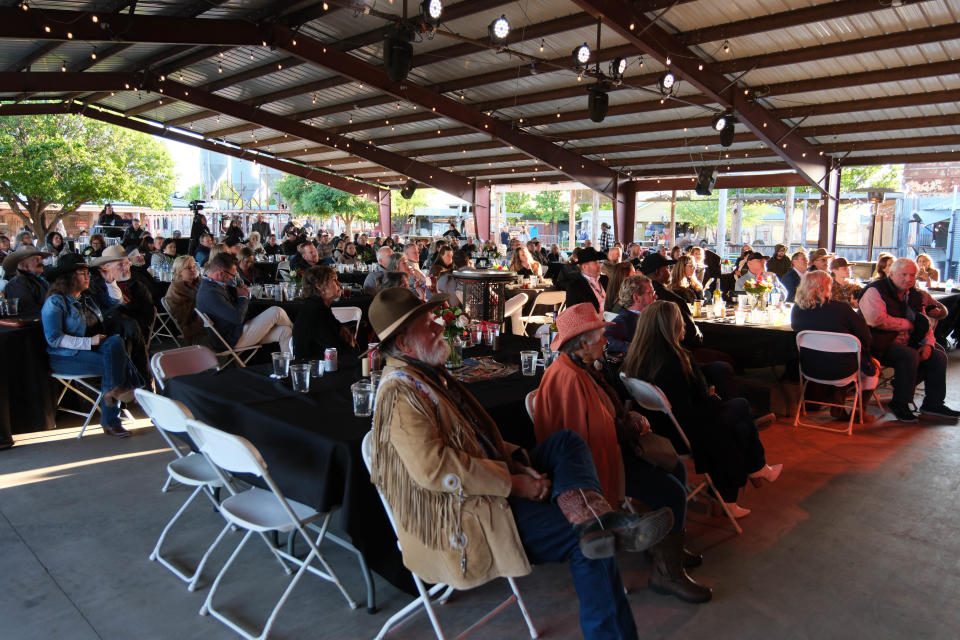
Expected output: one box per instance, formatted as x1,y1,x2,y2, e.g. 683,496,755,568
41,293,104,356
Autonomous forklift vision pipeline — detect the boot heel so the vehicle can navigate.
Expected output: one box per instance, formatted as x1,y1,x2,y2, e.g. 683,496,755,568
578,532,616,560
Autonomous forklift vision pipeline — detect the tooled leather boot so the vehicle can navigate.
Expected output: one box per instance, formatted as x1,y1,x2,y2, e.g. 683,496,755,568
648,532,712,603
557,490,674,559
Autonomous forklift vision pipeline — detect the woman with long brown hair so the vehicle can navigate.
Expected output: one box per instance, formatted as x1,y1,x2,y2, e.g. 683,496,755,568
872,252,895,280
622,300,782,519
668,255,703,303
292,265,357,359
603,261,634,313
508,245,542,278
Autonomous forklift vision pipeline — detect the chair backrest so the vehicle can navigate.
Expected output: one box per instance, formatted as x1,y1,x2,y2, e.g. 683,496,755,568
504,293,529,318
332,305,362,325
795,330,861,382
135,389,193,435
619,373,693,452
185,419,266,477
531,290,566,309
277,260,290,272
152,345,219,389
602,311,618,322
361,430,402,538
524,390,536,422
159,297,185,337
195,309,232,349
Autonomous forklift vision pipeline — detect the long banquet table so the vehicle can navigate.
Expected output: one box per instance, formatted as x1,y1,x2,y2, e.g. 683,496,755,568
164,334,543,603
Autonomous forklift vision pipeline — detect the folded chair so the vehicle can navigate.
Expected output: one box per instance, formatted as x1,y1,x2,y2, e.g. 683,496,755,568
361,431,538,640
195,309,261,368
793,330,863,436
150,345,219,391
159,297,186,344
187,420,358,640
52,372,134,439
620,373,743,535
136,390,229,591
332,305,362,340
151,303,180,348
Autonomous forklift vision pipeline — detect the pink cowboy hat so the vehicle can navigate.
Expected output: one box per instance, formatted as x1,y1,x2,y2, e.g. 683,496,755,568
550,302,614,351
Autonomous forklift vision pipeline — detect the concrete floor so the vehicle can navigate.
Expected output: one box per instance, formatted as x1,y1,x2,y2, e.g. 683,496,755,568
2,350,960,640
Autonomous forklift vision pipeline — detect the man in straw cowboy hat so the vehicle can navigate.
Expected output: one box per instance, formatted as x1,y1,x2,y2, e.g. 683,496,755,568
2,246,51,315
368,286,673,639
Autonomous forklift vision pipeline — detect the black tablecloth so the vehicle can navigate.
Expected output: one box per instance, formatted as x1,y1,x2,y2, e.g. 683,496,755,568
165,334,541,591
253,261,280,283
337,271,369,286
0,322,56,442
246,295,374,323
696,318,798,369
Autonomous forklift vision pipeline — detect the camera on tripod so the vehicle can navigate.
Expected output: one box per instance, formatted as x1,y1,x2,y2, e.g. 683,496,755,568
189,199,205,213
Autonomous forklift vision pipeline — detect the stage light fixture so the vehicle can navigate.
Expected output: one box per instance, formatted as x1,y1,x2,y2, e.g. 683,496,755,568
400,179,417,199
489,15,510,44
609,57,627,82
712,112,737,147
420,0,442,26
383,26,414,83
712,113,728,131
588,84,609,123
573,43,590,70
658,71,675,94
695,167,717,196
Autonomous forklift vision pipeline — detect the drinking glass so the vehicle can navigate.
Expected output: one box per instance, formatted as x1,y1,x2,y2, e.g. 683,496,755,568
769,292,781,308
540,331,551,352
520,350,538,376
271,352,292,379
734,310,747,326
485,327,500,349
737,294,749,310
290,364,311,393
5,298,19,316
369,370,381,389
309,359,324,377
351,381,375,417
542,350,557,368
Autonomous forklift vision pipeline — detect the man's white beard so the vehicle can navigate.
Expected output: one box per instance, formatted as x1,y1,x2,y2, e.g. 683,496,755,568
409,330,450,367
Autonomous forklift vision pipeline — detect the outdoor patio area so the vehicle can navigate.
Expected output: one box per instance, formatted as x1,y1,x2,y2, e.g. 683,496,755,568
3,349,959,640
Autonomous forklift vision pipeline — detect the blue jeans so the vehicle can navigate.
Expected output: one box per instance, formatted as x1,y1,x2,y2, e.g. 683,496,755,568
509,430,639,640
48,335,129,426
623,448,687,534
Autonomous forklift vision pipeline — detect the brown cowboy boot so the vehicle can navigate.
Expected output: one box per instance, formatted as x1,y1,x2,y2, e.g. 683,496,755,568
649,532,713,603
557,489,674,559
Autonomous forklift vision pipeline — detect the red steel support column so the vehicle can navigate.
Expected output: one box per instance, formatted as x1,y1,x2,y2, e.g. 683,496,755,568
473,183,491,241
612,179,636,243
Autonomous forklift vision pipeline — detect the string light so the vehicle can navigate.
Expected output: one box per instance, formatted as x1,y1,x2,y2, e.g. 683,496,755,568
60,61,66,72
539,39,544,52
665,56,671,65
218,63,222,73
722,40,730,53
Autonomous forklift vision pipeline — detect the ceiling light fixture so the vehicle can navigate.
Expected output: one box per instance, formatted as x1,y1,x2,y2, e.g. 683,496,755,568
712,112,737,147
383,25,414,83
588,83,609,123
420,0,442,26
573,43,590,70
609,57,627,83
657,71,676,94
488,15,510,45
400,179,417,199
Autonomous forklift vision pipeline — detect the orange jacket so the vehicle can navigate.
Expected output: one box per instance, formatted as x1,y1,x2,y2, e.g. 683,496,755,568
533,352,624,504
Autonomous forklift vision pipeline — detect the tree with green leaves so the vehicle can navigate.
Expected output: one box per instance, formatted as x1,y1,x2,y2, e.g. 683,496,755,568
0,114,176,239
532,190,568,237
503,191,533,216
390,188,431,233
183,183,203,201
274,175,377,236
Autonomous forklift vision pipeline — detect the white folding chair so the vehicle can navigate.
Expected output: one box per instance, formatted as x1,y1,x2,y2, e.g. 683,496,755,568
793,330,863,436
52,373,134,439
159,297,186,343
524,390,536,423
504,293,529,336
186,420,358,640
136,390,229,591
150,345,219,391
602,311,618,322
620,373,743,535
519,290,566,335
151,304,180,348
332,305,362,340
195,309,261,368
361,431,538,640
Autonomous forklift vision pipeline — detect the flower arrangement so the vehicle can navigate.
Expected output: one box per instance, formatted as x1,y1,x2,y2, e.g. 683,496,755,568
439,304,470,368
490,264,509,271
742,276,773,296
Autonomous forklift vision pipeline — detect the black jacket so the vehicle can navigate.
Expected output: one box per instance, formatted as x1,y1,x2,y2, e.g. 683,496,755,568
652,280,703,349
292,296,357,360
4,271,48,316
791,300,875,376
563,271,602,312
251,221,271,239
781,268,802,303
196,277,249,346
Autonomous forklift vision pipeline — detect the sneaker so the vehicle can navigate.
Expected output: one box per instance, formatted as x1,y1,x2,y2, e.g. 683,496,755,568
919,404,960,419
889,402,918,423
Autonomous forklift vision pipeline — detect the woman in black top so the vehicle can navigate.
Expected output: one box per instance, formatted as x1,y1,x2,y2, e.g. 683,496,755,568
622,301,782,518
292,266,358,360
791,270,879,421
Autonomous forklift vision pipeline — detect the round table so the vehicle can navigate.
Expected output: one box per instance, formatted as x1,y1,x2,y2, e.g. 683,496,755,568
0,322,56,443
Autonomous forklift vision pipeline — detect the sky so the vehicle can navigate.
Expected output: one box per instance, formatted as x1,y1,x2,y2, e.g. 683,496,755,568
163,138,201,193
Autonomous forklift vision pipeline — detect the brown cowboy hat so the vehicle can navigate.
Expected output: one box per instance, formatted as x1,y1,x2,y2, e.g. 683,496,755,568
369,287,449,344
2,247,50,274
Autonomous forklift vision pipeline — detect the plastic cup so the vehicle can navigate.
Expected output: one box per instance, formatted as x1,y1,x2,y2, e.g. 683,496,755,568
309,359,324,377
734,310,747,326
351,381,375,417
271,352,292,378
370,370,381,389
5,298,19,316
737,294,749,310
520,350,538,376
290,364,311,393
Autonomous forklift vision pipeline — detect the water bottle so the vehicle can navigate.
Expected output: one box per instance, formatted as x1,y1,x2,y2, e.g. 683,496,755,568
161,262,170,282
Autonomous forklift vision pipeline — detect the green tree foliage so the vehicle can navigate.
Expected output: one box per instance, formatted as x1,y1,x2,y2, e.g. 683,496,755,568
675,196,768,230
839,165,903,191
183,183,203,201
0,114,176,238
390,188,431,232
532,190,568,235
503,191,534,218
274,175,377,235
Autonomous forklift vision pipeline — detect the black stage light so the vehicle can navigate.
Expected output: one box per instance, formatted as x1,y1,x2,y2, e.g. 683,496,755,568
695,167,717,196
573,43,590,71
588,84,609,123
609,56,627,83
657,71,675,94
489,15,510,45
400,179,417,199
384,26,414,83
420,0,442,26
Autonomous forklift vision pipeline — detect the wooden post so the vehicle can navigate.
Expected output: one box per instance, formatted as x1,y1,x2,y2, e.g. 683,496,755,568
716,189,727,257
591,190,600,246
783,187,795,246
668,190,677,248
818,165,841,251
